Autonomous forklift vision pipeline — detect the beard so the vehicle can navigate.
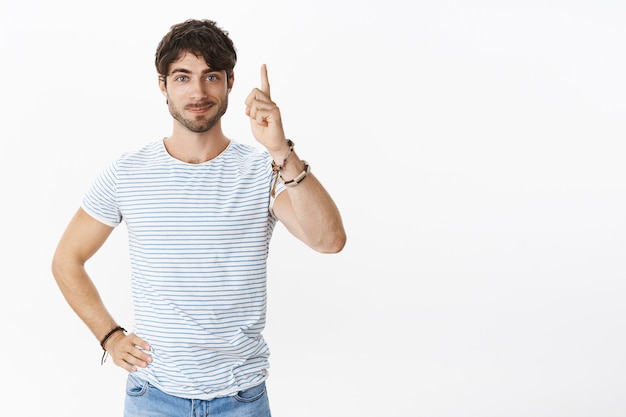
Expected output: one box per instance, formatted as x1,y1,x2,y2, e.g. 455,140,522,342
168,96,229,133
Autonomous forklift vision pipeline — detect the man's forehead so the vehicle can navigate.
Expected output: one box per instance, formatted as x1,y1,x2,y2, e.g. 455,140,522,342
168,51,218,73
172,51,208,65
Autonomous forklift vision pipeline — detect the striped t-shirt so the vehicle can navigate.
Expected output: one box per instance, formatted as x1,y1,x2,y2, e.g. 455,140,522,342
82,139,286,400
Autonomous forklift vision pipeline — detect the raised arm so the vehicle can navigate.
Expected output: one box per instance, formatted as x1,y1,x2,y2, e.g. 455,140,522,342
245,65,346,253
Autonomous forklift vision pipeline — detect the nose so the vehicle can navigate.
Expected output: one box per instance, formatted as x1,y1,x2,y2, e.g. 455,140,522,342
189,78,208,101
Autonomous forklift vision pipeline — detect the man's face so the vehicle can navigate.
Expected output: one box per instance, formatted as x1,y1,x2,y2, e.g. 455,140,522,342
159,51,233,133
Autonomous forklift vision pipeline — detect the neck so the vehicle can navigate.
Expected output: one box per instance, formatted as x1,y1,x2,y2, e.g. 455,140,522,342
164,126,230,164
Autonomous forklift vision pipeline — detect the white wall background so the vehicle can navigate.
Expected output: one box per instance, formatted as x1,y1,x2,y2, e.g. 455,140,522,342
1,0,625,416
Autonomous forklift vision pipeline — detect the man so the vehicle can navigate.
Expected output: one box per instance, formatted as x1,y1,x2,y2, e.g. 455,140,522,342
52,19,346,416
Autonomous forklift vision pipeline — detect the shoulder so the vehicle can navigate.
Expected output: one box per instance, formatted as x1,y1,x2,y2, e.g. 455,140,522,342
228,141,268,158
117,140,164,165
226,141,271,166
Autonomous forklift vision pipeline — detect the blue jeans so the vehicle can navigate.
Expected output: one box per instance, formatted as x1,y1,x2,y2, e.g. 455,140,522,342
123,374,271,417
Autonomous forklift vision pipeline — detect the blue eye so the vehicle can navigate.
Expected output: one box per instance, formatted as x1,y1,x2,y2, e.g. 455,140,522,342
175,75,188,82
206,75,218,81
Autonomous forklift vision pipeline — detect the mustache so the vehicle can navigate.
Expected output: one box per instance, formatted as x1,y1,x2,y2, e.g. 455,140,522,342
185,100,216,109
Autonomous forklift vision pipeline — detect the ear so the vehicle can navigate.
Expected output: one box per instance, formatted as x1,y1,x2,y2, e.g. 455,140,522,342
227,71,235,92
158,75,167,96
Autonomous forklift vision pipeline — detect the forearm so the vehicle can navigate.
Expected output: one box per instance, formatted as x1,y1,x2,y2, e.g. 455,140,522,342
51,208,120,342
52,260,118,342
288,174,346,252
272,149,346,253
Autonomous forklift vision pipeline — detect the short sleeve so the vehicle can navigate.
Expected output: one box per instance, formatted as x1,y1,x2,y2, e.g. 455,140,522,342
81,158,122,227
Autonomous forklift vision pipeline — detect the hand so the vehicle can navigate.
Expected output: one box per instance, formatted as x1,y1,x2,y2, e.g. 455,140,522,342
245,64,287,152
104,331,152,372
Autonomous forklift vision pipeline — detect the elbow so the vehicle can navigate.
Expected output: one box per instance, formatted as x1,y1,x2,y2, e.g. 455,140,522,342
51,249,82,288
51,253,67,286
316,229,347,254
51,253,61,281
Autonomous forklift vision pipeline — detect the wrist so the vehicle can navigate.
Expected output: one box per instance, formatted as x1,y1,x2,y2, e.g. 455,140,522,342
104,329,125,350
270,139,294,170
99,325,126,350
281,160,311,187
270,139,311,195
99,325,126,365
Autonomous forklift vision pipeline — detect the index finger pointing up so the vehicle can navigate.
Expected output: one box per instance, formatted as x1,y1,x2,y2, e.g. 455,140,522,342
260,64,270,97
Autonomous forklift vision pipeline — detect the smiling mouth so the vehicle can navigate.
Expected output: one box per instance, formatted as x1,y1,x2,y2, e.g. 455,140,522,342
188,107,210,113
186,102,215,113
189,108,208,114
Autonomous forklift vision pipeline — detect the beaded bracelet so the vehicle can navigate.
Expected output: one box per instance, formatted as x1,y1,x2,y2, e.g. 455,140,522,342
270,139,294,197
271,139,294,172
281,160,311,187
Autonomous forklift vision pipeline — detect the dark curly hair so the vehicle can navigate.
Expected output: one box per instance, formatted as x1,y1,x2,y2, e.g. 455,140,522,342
155,19,237,84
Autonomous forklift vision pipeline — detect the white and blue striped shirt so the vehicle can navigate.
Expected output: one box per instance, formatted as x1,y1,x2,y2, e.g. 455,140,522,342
82,139,285,399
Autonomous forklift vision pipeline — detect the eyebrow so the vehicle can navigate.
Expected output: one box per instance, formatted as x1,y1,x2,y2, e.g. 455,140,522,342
169,68,221,76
